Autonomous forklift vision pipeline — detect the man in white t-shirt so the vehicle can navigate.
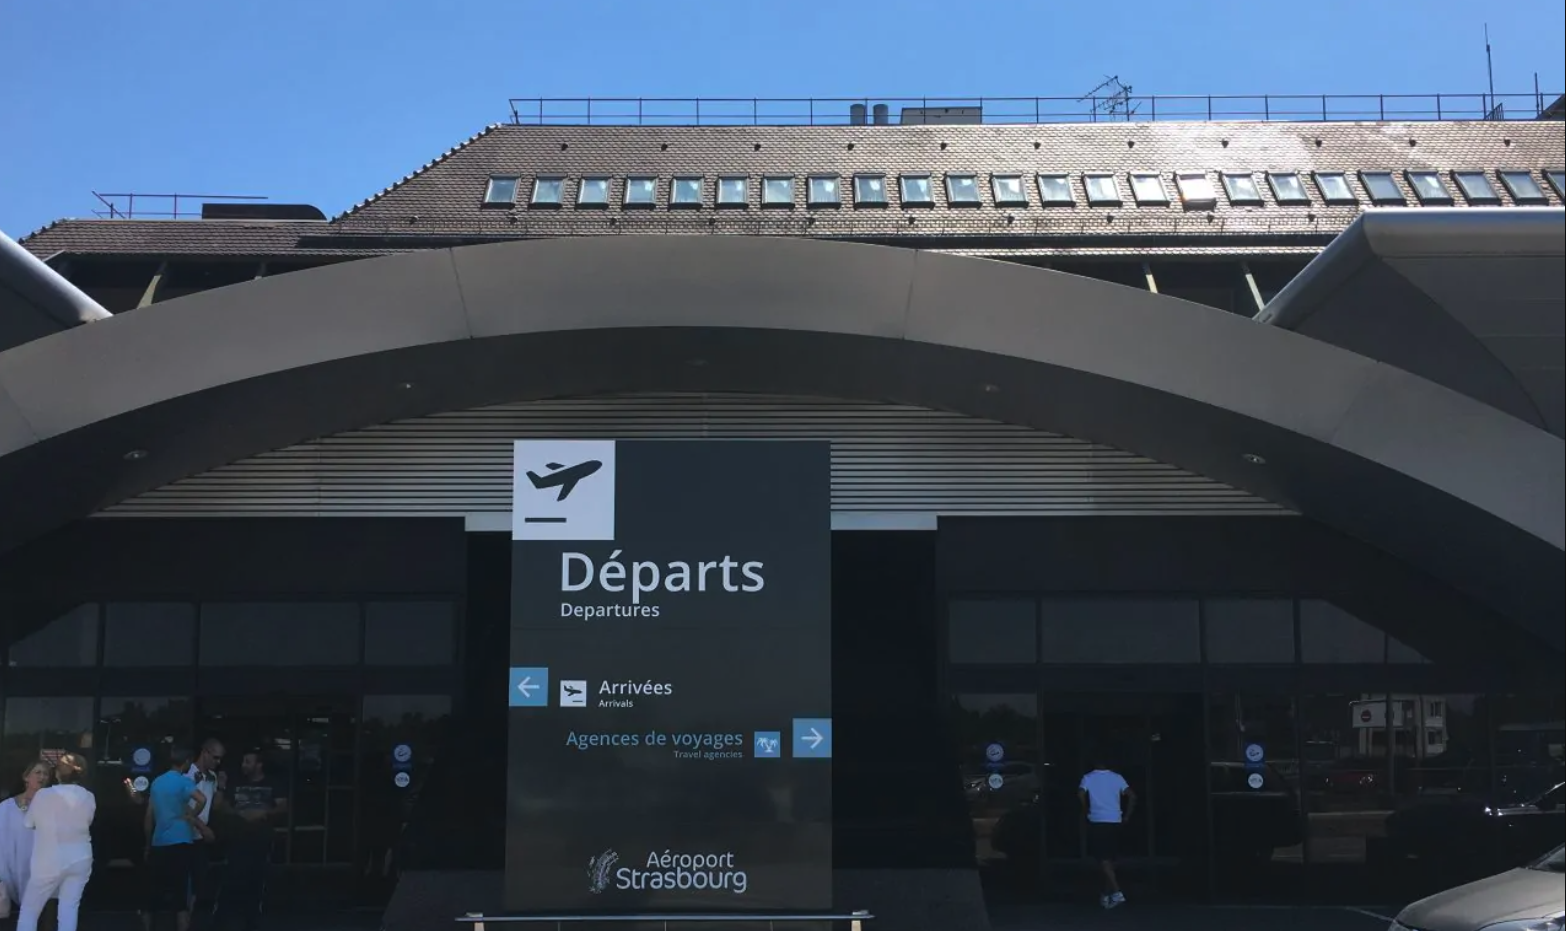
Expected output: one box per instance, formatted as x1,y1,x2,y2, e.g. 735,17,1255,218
186,738,225,913
1078,754,1135,910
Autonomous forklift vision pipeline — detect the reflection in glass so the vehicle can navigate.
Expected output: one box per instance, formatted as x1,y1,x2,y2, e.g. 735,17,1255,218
948,600,1035,664
899,175,933,205
2,697,95,789
762,177,794,205
1039,598,1199,664
1207,694,1304,897
103,602,195,666
364,602,455,666
1268,172,1310,204
1205,599,1294,664
577,177,610,206
717,177,747,206
950,694,1038,876
200,603,360,666
360,696,453,899
93,697,194,868
1036,174,1073,204
1084,174,1121,205
1298,694,1389,872
7,604,99,667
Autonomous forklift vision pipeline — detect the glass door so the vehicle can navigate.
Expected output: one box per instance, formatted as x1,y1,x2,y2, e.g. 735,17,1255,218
950,693,1042,905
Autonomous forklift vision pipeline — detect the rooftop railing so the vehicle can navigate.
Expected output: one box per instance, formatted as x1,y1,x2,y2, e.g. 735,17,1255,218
507,92,1561,127
91,192,269,220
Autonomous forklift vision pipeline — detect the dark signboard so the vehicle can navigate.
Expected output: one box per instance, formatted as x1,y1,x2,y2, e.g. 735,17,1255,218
506,439,832,913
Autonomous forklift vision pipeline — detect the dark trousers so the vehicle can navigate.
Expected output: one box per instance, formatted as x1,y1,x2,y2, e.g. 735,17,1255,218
211,837,270,931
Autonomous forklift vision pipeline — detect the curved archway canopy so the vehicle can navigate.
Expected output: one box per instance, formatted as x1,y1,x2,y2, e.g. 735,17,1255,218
0,236,1561,647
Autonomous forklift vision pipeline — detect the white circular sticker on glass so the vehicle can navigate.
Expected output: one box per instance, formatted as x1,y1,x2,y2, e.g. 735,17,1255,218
393,771,411,788
1246,772,1265,790
392,744,413,764
984,743,1005,763
131,776,150,793
1244,743,1265,764
132,747,153,767
986,772,1005,790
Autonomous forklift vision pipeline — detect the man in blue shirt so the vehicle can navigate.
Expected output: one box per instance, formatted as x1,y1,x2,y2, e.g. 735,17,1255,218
142,748,211,931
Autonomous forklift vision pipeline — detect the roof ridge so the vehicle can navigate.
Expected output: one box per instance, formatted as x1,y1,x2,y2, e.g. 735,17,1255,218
15,218,64,245
330,123,503,224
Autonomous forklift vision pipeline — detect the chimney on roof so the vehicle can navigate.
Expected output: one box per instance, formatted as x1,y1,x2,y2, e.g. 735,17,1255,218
873,103,890,125
849,103,868,126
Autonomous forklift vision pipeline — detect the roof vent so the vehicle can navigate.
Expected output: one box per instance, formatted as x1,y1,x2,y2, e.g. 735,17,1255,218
849,103,868,125
200,203,326,221
873,103,890,125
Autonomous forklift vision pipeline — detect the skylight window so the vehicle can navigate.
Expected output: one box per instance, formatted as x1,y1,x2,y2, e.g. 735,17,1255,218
531,177,565,206
1267,172,1310,205
946,174,981,205
1174,172,1217,208
577,177,610,207
1360,171,1406,205
763,176,795,207
1128,173,1168,205
900,174,934,206
1405,171,1451,205
1452,171,1499,204
853,174,887,206
671,177,704,208
1036,173,1074,206
717,177,748,207
807,175,841,207
1499,170,1547,203
624,177,658,207
1221,173,1264,205
1545,170,1564,198
484,176,519,205
991,174,1027,206
1313,172,1357,205
1084,173,1121,206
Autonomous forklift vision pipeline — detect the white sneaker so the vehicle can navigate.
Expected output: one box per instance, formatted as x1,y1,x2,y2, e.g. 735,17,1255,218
1100,894,1112,909
1107,891,1126,908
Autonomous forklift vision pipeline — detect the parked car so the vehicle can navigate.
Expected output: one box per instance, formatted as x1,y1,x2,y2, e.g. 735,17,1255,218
1382,782,1564,882
1389,843,1563,931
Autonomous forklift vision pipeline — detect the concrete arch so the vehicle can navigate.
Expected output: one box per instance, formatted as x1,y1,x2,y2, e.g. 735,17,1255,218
0,236,1560,646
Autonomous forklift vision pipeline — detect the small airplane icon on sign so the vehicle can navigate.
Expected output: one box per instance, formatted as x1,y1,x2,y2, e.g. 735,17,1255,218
562,683,583,698
525,460,602,501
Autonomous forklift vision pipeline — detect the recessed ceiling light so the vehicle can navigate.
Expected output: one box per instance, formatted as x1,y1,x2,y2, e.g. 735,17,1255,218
981,383,1000,393
1241,453,1266,465
397,382,414,390
686,358,708,367
123,449,149,461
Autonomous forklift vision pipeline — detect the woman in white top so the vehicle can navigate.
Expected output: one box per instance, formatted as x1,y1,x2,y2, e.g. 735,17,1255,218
18,752,95,931
0,760,53,918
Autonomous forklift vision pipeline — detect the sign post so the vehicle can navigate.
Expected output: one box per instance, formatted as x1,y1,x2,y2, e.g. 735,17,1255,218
505,440,833,913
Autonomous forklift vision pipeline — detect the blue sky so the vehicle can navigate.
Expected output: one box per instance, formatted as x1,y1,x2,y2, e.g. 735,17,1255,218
3,0,1562,237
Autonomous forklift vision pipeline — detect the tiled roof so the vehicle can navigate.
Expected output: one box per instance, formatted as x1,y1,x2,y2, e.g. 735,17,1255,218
19,119,1564,260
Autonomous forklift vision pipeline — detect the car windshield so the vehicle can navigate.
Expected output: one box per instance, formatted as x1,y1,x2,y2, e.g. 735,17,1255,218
1532,844,1565,872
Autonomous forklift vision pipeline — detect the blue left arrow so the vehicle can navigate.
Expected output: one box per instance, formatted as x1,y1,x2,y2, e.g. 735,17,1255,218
509,667,549,707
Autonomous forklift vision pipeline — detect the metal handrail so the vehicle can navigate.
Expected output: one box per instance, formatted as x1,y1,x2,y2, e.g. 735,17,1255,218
90,191,269,220
456,911,874,930
506,92,1559,127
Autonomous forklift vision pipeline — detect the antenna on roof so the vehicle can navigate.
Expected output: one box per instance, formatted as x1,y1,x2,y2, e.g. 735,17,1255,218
1483,25,1501,119
1079,76,1139,121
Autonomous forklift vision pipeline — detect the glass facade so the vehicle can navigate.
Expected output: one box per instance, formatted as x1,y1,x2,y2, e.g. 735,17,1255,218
946,595,1565,904
0,600,456,909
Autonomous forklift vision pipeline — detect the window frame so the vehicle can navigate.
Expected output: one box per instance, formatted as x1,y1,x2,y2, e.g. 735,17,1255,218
762,175,796,208
669,176,705,209
1451,170,1500,204
806,174,842,208
945,173,982,206
1083,172,1122,206
1174,171,1218,209
1312,171,1358,205
1128,172,1169,206
1359,170,1407,206
1266,171,1311,205
716,176,749,208
529,176,566,207
576,177,611,208
1220,172,1264,206
623,176,659,208
852,174,888,207
483,175,520,206
899,174,934,207
1036,173,1075,206
1498,170,1548,204
1404,170,1453,205
990,173,1028,207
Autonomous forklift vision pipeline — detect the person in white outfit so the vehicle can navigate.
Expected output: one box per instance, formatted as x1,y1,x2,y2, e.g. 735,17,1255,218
0,760,54,919
18,753,96,931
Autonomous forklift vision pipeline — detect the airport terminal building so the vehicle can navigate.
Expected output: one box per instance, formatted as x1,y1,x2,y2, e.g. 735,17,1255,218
2,93,1563,928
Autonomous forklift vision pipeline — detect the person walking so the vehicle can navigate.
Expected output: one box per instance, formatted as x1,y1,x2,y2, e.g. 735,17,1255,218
144,749,211,931
0,761,54,923
16,753,96,931
1078,752,1135,910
